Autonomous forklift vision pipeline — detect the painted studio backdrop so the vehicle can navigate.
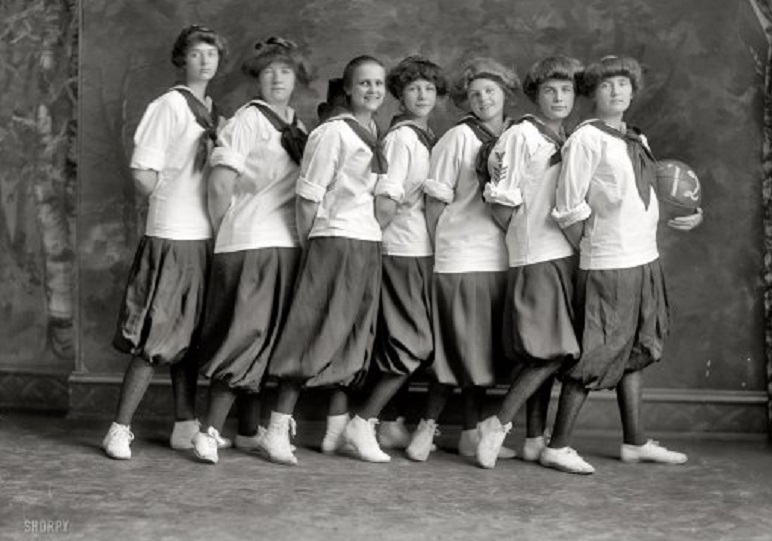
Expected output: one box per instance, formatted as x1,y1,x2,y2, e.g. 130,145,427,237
1,0,770,434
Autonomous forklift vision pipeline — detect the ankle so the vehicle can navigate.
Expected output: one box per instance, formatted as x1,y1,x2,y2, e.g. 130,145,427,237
623,437,648,447
269,411,292,425
549,438,569,449
326,413,350,426
114,417,132,427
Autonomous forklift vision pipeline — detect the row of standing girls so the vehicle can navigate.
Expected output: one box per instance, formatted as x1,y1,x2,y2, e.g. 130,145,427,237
102,24,704,475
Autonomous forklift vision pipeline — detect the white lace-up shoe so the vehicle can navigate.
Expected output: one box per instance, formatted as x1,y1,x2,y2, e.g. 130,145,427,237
378,417,411,449
343,416,391,463
539,446,595,474
459,424,516,459
321,414,351,455
259,412,298,466
102,422,134,460
171,419,231,450
406,419,439,462
620,440,688,464
192,426,220,464
476,416,513,469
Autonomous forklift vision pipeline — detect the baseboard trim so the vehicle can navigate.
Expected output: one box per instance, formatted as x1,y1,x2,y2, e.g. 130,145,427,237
63,371,770,436
66,372,768,405
0,369,71,413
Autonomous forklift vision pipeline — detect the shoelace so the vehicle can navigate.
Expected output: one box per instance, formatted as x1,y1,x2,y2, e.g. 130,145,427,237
203,426,222,446
288,417,297,438
195,419,227,446
214,433,228,446
114,425,134,441
417,421,440,439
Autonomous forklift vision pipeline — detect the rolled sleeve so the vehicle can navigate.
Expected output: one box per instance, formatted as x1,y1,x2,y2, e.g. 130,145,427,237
485,125,528,207
425,127,464,204
376,130,413,202
210,107,261,175
552,201,592,228
295,123,340,202
210,146,245,174
423,178,454,203
484,182,522,207
374,175,405,201
553,127,599,229
131,144,166,172
130,97,177,172
296,176,328,202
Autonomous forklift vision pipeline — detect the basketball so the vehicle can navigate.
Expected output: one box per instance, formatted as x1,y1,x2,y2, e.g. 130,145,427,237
655,159,702,217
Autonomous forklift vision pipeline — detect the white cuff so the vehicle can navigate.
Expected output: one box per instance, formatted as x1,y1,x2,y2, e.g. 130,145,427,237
552,201,592,229
374,174,405,203
210,147,246,175
483,182,523,207
296,176,327,203
130,145,166,172
423,178,454,204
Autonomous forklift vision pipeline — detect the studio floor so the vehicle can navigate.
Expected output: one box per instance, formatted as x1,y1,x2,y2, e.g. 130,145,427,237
1,413,771,541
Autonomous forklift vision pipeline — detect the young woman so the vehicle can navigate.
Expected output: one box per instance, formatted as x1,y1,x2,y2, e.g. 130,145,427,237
103,25,228,459
405,58,519,462
545,56,703,474
339,56,447,462
259,56,388,465
191,37,309,464
476,56,583,469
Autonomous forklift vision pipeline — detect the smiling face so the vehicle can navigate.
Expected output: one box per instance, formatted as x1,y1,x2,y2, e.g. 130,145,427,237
258,60,296,107
184,41,220,84
467,77,505,123
401,78,438,120
346,62,386,115
594,75,633,118
537,78,575,123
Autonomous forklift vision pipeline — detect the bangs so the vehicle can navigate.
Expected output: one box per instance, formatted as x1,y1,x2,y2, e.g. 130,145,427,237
171,25,227,67
449,57,520,109
522,56,582,102
580,56,643,96
241,44,309,86
387,56,448,99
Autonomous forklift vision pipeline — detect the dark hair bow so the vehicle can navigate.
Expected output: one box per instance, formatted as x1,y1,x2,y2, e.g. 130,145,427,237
254,36,298,52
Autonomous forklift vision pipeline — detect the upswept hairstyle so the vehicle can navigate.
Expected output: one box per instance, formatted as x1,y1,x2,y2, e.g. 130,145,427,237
342,55,386,92
449,57,520,109
171,24,227,68
579,55,643,97
241,36,310,87
386,56,448,100
522,56,584,103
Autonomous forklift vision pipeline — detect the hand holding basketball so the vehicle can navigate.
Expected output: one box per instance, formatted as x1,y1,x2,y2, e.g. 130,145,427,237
667,207,703,231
